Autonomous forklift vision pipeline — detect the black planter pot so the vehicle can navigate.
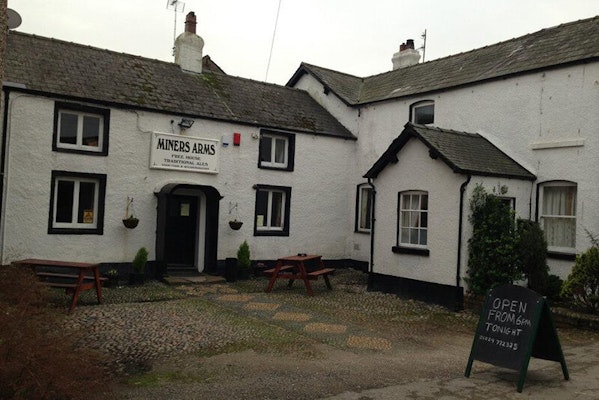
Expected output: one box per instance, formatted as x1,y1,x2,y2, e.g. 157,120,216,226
123,218,139,229
225,257,237,282
229,220,243,230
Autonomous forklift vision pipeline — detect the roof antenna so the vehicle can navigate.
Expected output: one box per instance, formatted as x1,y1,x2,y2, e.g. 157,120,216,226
166,0,186,56
419,29,427,62
265,0,283,82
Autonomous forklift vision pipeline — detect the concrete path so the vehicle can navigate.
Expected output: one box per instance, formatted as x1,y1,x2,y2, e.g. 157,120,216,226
320,339,599,399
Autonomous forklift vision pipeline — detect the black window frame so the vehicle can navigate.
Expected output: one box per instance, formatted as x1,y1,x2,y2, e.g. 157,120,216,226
52,102,110,156
258,129,295,171
48,170,107,235
253,184,291,236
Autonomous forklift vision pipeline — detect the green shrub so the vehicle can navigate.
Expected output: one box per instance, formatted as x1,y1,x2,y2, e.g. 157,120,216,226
132,247,149,273
516,219,549,294
545,274,564,302
562,246,599,313
237,241,251,275
466,184,522,296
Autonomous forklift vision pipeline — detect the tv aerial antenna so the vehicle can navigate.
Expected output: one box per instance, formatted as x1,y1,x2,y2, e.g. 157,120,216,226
166,0,186,55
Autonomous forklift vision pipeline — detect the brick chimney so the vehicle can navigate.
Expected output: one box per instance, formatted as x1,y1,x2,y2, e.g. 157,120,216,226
174,12,204,73
392,38,421,70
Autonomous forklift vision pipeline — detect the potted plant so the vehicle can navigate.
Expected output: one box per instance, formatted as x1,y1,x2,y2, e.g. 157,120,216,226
129,247,148,285
122,196,139,229
237,240,251,280
104,268,119,288
229,220,243,230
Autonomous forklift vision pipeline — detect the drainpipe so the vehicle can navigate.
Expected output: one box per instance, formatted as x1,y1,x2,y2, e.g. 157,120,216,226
455,174,471,311
367,178,376,274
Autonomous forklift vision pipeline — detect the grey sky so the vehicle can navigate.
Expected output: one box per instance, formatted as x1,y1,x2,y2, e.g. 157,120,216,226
7,0,599,84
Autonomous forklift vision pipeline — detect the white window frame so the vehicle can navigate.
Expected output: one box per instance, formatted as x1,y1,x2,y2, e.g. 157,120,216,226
57,109,104,152
260,133,289,169
399,191,428,247
539,182,577,253
410,100,435,125
52,176,100,230
256,188,287,232
357,184,373,233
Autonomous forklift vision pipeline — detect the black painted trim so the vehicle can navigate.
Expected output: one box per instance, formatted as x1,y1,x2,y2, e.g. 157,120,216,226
253,184,291,236
258,129,295,171
48,170,107,235
52,101,110,156
547,251,577,261
392,246,430,256
368,272,463,310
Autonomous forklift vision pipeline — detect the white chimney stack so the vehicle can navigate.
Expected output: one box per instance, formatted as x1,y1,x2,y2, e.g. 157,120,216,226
392,39,421,70
174,12,204,73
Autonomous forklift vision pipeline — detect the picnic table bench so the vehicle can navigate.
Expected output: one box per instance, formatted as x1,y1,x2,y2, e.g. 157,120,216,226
264,254,334,296
13,258,106,312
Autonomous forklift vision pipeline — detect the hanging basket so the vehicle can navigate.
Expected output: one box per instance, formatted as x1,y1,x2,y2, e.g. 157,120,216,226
123,217,139,229
229,220,243,230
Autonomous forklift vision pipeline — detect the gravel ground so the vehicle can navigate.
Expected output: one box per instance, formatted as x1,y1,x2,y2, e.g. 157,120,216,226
48,269,598,400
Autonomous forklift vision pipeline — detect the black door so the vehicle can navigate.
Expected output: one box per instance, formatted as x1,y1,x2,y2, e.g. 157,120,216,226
164,195,198,267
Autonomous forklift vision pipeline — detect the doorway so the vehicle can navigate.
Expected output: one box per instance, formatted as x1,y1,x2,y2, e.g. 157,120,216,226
155,184,221,276
165,195,198,268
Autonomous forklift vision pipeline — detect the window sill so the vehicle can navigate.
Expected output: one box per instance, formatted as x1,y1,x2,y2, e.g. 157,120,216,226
258,164,293,172
392,246,430,256
547,251,576,261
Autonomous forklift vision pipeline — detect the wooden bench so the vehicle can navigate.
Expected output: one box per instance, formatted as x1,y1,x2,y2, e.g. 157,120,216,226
307,268,335,289
263,265,295,276
13,259,104,312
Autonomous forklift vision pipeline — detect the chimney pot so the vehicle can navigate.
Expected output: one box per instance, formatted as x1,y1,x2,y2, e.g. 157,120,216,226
185,12,197,34
406,39,415,49
400,43,407,51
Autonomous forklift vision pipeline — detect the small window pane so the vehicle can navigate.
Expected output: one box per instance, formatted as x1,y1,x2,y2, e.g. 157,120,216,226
56,180,74,223
421,195,428,210
414,104,434,124
59,113,78,144
77,182,96,223
274,138,286,164
261,137,272,163
256,191,269,227
359,187,372,231
82,115,100,147
271,191,283,227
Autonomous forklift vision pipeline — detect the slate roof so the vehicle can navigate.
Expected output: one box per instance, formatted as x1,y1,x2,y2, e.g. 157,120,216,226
289,16,599,105
4,32,355,140
364,123,536,181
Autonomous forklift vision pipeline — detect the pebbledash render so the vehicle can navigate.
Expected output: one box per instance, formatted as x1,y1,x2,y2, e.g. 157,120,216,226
2,12,598,308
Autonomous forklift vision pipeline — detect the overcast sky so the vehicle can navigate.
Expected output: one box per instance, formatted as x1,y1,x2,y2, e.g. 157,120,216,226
7,0,599,85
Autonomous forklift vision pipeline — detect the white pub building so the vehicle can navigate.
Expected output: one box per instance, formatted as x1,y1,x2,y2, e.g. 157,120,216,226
2,12,598,308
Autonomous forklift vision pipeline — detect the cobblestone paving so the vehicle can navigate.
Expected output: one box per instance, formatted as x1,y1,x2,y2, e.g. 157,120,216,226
56,269,476,375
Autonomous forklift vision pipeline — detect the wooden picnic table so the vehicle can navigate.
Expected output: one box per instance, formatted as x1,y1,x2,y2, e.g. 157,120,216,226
264,254,334,296
13,258,105,312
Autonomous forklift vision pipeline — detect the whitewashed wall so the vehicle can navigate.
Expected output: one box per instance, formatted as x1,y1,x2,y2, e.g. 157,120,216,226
1,94,355,265
342,63,597,277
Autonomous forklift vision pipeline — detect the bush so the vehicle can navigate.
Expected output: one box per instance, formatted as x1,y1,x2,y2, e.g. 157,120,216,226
516,219,549,293
466,184,522,296
561,246,599,313
132,247,148,273
237,241,251,277
545,274,564,302
0,265,112,399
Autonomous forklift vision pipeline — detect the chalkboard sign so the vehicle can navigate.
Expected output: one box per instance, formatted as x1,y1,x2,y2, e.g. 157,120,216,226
465,284,569,392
